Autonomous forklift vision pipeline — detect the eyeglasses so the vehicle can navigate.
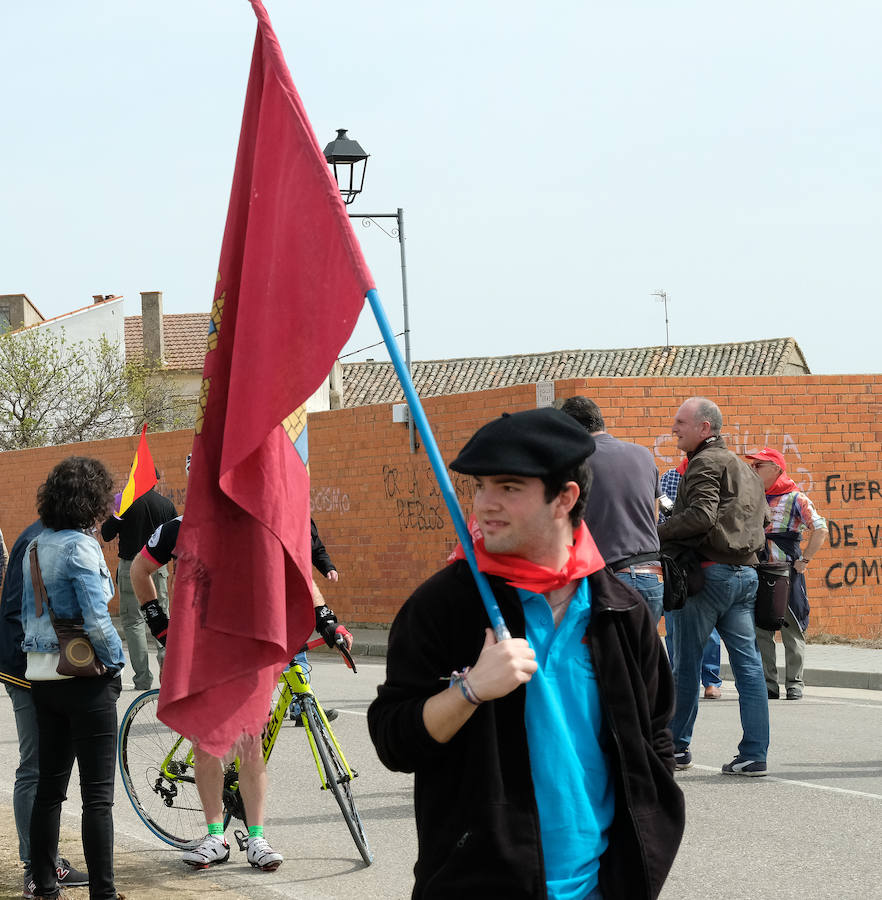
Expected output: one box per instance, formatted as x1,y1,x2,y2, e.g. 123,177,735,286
749,462,773,470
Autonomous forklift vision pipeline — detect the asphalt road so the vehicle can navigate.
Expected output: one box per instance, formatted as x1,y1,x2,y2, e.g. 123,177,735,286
2,657,882,899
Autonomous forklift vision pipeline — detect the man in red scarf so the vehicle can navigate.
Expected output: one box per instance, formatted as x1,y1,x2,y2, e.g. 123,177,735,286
369,408,684,900
744,448,828,700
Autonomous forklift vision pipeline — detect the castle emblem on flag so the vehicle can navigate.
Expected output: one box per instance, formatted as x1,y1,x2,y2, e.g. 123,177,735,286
282,406,309,468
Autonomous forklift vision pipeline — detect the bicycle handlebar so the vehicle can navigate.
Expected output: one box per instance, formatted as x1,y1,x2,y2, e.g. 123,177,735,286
299,635,357,673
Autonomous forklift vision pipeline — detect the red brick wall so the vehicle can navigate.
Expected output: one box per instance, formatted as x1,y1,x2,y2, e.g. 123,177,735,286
3,375,881,638
307,375,882,640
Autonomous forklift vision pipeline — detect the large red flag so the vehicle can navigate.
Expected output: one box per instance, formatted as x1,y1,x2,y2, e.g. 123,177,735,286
157,0,374,756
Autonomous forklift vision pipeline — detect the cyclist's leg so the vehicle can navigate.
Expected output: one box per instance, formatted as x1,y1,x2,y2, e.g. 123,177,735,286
182,748,230,868
237,736,282,870
192,747,224,824
237,736,267,827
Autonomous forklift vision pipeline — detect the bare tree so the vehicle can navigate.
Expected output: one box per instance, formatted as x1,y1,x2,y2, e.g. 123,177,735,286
0,329,195,450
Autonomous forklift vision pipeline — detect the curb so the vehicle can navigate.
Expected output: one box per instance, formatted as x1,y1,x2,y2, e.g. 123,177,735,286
351,640,389,660
720,664,882,692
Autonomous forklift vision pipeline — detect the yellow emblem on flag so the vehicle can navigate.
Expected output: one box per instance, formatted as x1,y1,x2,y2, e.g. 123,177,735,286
195,377,211,435
206,281,225,353
282,406,309,469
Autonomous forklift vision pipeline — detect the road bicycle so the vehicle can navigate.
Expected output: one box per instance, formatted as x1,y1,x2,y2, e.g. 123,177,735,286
117,637,373,865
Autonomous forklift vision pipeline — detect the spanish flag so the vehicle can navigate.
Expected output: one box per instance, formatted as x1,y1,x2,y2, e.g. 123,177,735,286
116,424,157,516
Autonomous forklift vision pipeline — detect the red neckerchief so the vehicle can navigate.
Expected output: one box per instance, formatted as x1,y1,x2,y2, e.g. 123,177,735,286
766,472,798,497
448,516,605,593
676,457,688,475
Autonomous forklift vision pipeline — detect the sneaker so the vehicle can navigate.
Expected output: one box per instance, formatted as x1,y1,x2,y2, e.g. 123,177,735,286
246,836,283,871
674,748,693,770
721,756,767,776
182,834,230,869
57,858,88,887
293,707,339,726
24,882,73,900
786,688,803,700
703,685,722,699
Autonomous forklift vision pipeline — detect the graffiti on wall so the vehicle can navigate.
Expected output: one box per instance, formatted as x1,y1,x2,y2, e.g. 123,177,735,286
380,464,475,532
310,485,351,514
822,474,882,590
654,425,815,493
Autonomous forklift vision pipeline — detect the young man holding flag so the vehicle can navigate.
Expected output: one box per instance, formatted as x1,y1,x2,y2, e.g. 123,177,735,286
368,408,684,900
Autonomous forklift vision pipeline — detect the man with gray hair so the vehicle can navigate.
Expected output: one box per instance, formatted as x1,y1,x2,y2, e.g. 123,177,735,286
657,397,771,776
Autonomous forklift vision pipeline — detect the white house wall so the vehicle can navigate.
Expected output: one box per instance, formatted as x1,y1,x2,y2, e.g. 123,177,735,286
37,297,125,355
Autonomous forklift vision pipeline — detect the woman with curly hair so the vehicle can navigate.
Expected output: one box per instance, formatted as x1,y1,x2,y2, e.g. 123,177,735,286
21,456,126,900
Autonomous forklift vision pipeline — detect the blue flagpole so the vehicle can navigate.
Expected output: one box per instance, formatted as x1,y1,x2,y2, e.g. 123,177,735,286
364,288,511,641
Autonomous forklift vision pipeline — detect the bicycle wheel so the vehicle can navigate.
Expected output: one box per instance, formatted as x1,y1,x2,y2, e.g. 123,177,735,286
302,696,373,865
118,690,230,848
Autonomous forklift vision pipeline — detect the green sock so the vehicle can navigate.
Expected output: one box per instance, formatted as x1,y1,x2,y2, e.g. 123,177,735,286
207,822,224,836
248,825,264,839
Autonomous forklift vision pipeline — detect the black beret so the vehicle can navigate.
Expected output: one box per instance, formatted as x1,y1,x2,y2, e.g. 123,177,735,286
450,408,595,477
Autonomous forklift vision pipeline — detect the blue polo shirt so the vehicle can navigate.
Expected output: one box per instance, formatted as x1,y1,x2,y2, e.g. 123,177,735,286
519,578,615,900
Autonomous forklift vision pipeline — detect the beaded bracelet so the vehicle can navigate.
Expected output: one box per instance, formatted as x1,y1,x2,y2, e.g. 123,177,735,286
449,667,483,706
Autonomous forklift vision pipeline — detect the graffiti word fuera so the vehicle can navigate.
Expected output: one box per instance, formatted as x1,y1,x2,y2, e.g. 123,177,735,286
310,486,351,514
824,474,882,505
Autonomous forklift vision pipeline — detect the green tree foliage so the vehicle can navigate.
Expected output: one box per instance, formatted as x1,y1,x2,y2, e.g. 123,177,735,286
0,328,195,450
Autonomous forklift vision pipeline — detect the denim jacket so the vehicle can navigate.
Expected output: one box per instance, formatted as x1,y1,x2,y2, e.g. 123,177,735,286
21,528,125,675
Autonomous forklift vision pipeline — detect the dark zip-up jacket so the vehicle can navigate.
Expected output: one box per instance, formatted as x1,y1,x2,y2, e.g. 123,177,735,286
0,520,44,688
657,437,768,566
310,519,336,576
368,561,684,900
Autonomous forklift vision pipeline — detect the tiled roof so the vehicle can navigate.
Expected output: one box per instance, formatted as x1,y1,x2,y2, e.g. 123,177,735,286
341,338,809,407
124,313,211,370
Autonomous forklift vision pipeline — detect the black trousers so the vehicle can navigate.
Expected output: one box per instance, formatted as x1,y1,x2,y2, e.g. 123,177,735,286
30,675,121,899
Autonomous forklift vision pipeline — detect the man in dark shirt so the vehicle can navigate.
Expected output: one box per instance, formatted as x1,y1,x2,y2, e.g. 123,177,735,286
561,396,665,624
101,480,177,690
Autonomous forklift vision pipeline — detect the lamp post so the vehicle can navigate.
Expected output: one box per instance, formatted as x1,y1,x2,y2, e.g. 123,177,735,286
324,129,415,452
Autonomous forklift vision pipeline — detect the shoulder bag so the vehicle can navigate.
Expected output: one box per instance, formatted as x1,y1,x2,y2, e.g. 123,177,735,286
754,565,790,631
30,543,107,678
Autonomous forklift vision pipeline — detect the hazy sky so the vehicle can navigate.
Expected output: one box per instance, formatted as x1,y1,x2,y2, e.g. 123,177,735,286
3,2,880,374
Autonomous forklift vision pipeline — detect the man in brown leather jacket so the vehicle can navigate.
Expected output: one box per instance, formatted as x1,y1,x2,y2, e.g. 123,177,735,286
658,396,771,776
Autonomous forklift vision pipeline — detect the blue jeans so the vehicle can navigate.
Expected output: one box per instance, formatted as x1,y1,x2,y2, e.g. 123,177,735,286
664,622,722,687
614,570,664,626
5,682,39,868
701,629,722,687
669,565,769,762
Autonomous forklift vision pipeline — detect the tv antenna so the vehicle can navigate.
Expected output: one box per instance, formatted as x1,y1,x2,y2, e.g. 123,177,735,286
650,290,670,349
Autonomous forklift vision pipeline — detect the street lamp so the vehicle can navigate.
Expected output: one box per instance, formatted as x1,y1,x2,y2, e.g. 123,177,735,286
322,129,369,205
325,129,415,452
